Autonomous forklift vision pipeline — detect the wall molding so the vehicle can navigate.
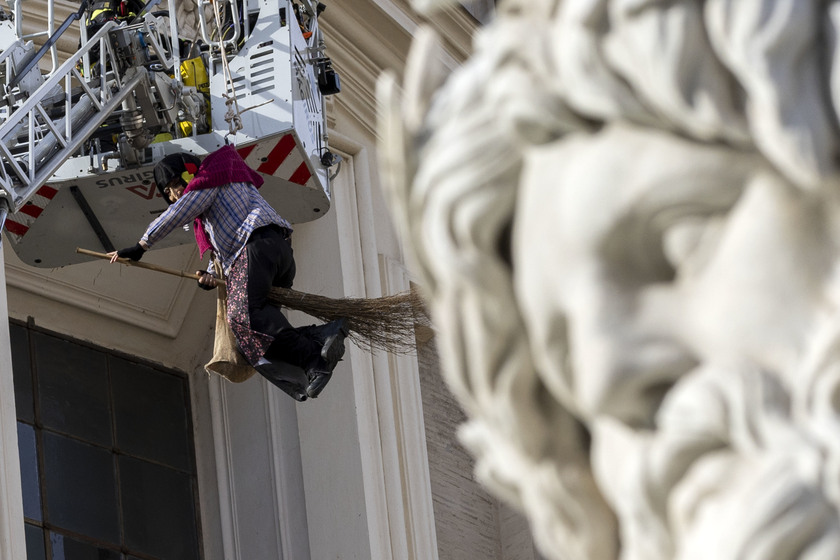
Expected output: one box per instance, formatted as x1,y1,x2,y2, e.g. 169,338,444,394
209,376,242,560
330,130,439,559
379,253,439,559
0,249,26,560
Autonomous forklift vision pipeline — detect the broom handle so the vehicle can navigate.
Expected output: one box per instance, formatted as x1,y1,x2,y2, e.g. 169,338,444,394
75,247,227,286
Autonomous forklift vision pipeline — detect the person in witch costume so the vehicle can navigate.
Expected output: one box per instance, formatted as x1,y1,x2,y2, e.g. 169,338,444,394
108,146,347,401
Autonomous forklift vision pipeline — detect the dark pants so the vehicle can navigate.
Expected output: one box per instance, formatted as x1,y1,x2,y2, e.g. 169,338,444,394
245,225,321,370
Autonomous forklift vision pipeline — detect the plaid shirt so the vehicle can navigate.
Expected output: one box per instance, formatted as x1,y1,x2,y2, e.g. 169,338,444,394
141,181,292,275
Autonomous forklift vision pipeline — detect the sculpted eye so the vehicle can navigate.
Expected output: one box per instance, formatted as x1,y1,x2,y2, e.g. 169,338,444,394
598,183,740,287
662,217,725,273
598,212,677,285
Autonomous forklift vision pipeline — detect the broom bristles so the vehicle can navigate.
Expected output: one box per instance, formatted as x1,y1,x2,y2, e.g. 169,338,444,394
268,286,431,354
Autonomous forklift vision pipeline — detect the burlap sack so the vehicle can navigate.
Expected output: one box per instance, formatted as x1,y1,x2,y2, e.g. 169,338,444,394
204,260,257,383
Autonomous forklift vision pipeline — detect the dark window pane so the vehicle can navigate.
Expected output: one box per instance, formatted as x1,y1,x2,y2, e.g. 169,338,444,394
10,323,34,422
49,532,122,560
24,523,46,560
120,456,199,560
17,422,41,521
43,432,119,545
111,358,191,470
35,333,111,446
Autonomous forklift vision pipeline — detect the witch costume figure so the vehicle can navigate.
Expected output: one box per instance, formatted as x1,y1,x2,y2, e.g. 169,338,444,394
109,145,347,402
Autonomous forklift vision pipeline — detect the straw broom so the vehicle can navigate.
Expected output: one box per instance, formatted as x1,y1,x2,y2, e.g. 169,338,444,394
76,247,430,354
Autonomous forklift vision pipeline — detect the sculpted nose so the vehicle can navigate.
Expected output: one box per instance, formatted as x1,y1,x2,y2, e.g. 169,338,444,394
568,322,698,428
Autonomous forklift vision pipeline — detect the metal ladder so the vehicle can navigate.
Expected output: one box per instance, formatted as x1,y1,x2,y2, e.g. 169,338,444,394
0,12,176,217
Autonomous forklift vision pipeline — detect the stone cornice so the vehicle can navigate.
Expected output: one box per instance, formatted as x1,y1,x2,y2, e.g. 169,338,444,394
323,31,384,138
320,0,477,139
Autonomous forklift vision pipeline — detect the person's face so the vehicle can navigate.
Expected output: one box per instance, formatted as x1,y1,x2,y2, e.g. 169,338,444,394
164,178,185,203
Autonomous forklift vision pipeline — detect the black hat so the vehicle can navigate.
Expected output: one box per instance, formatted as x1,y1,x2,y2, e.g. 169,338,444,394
154,153,201,202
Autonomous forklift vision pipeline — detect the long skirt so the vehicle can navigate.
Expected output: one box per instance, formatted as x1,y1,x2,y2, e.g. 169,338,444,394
224,225,320,368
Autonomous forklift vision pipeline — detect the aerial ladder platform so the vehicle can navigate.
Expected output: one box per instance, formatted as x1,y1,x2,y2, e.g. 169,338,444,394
0,0,340,267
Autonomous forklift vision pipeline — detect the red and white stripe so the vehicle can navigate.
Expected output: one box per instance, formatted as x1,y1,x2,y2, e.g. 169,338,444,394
3,185,58,243
236,133,316,189
2,137,317,244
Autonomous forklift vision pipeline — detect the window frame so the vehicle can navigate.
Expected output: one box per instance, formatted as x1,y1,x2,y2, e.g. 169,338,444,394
10,318,204,560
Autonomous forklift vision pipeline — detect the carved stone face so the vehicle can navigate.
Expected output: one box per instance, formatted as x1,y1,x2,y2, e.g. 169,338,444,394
381,0,840,556
515,123,834,428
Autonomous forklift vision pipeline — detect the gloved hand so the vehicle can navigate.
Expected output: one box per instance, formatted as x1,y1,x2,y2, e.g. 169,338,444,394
116,243,146,261
196,271,217,291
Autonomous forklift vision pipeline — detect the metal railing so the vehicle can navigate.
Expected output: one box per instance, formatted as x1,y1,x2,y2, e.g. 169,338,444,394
0,19,146,212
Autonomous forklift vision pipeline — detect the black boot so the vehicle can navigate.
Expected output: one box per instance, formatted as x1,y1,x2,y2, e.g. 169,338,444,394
255,361,309,402
305,318,348,398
